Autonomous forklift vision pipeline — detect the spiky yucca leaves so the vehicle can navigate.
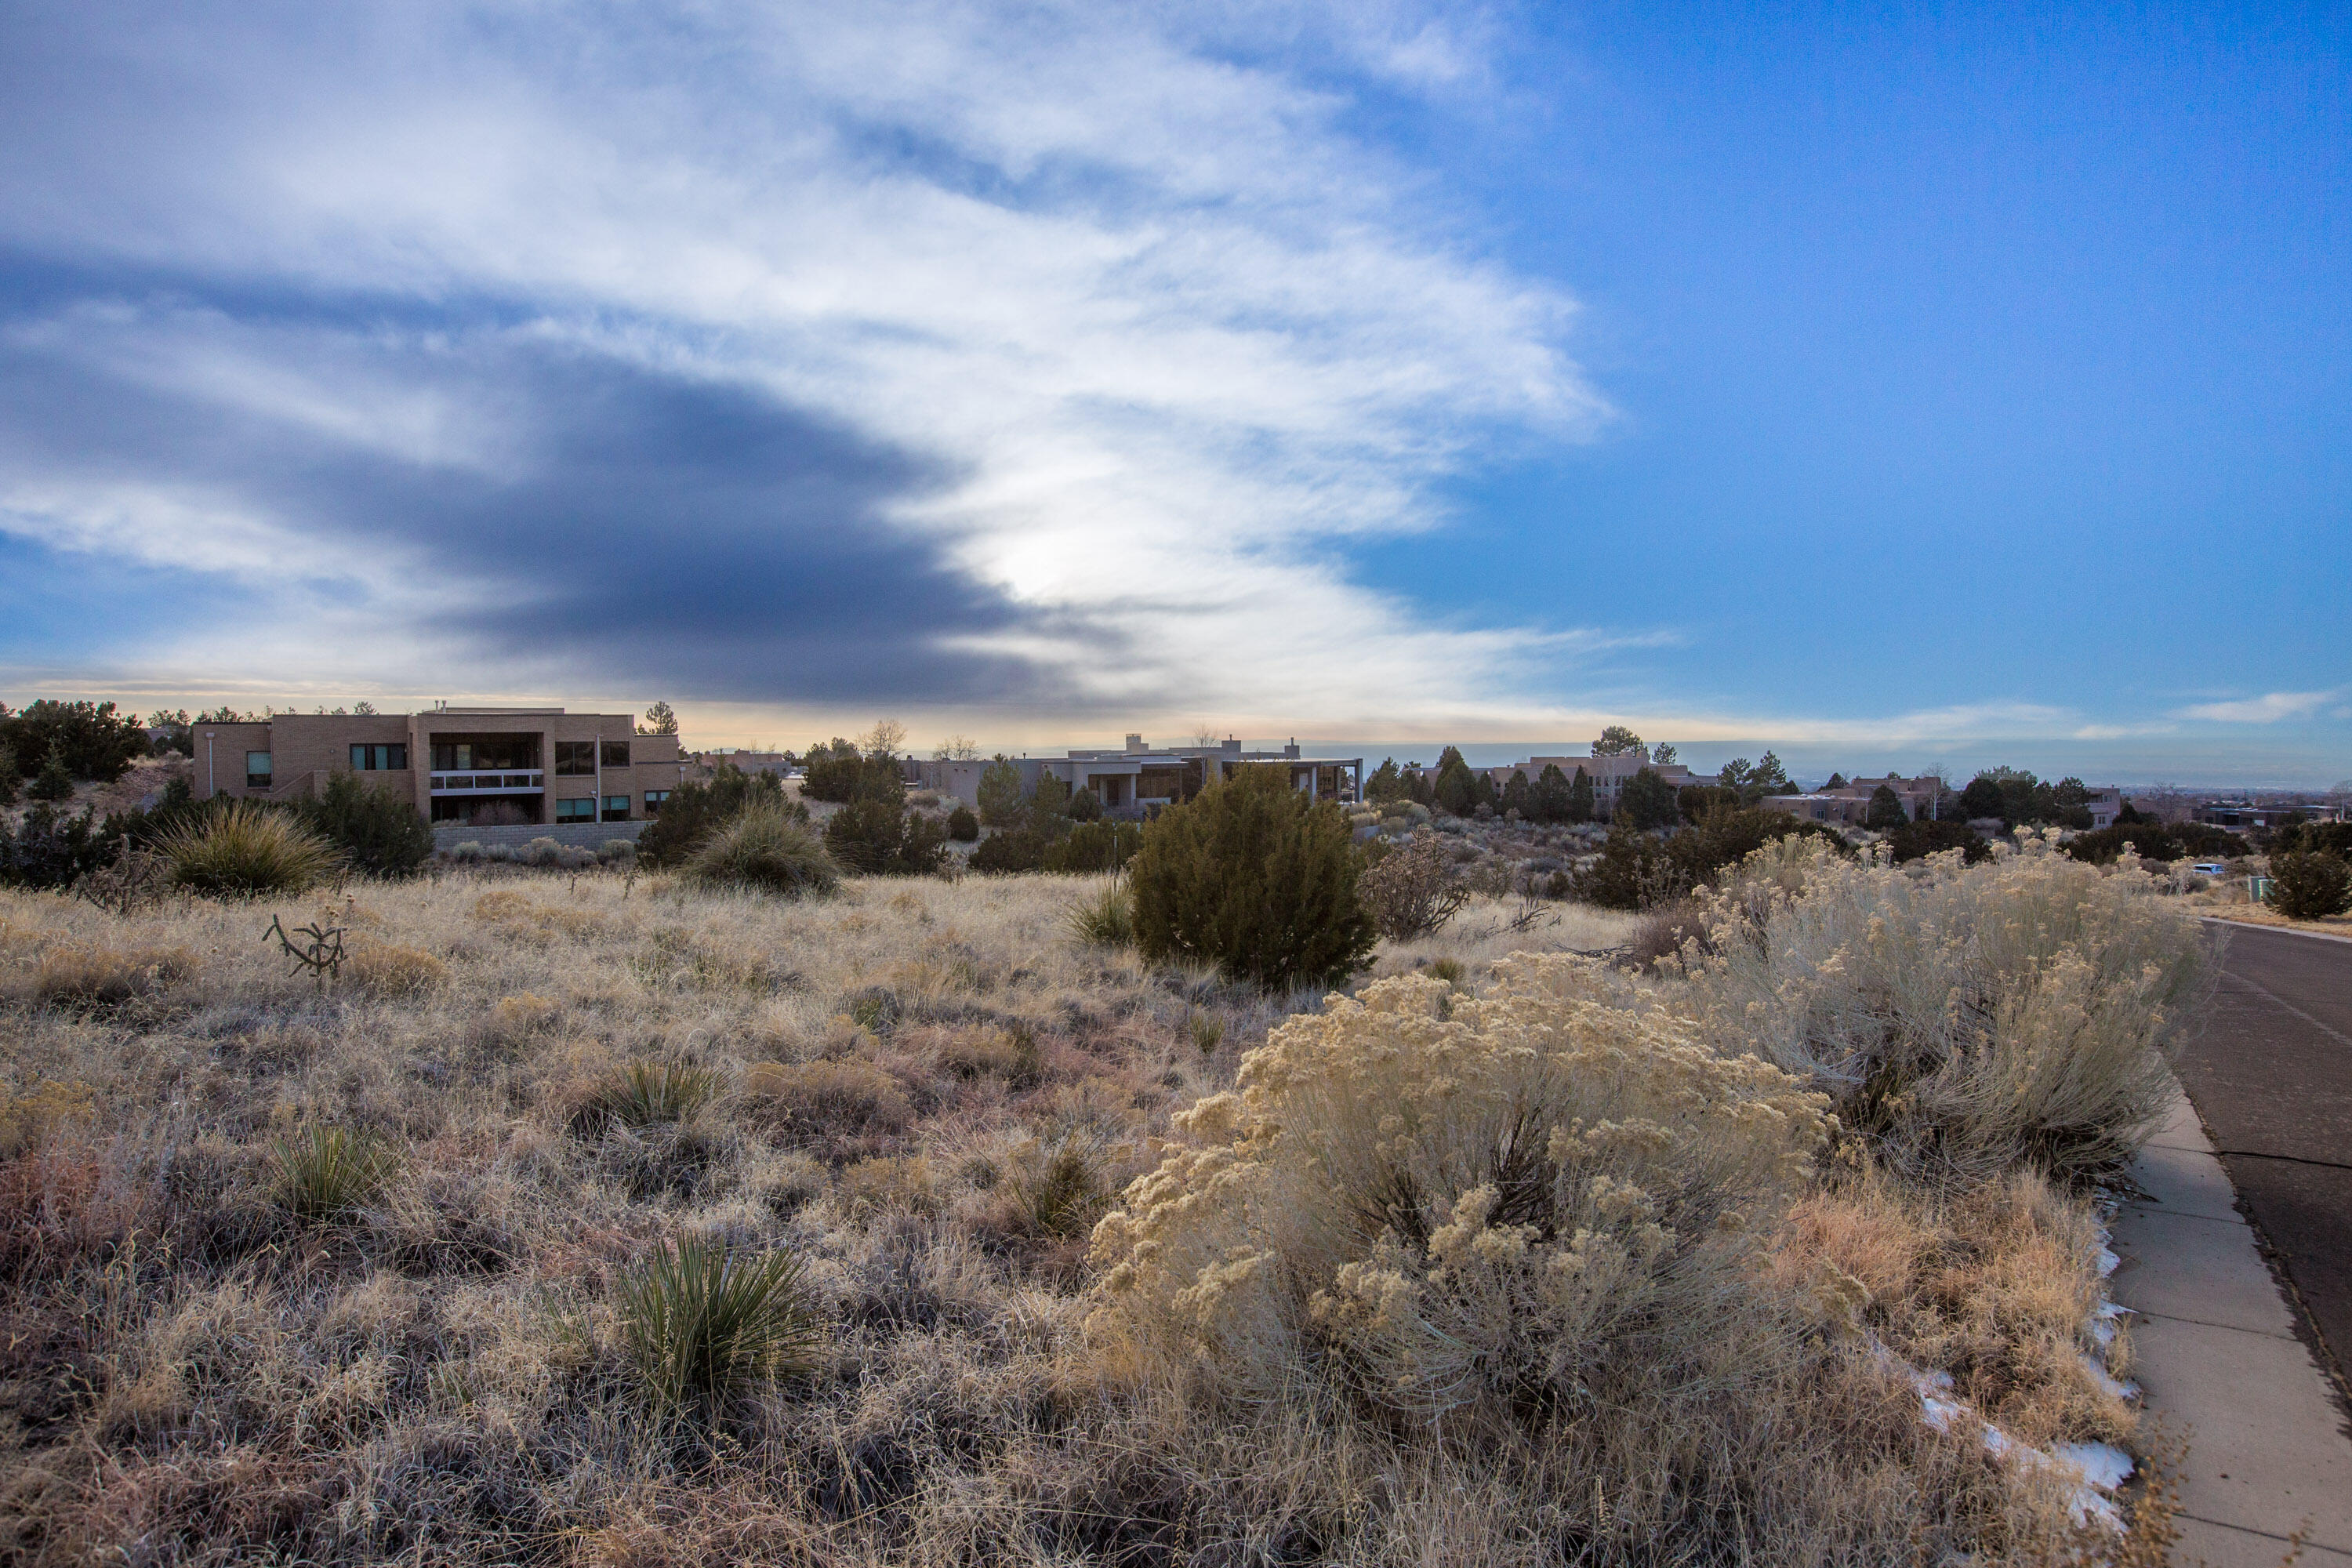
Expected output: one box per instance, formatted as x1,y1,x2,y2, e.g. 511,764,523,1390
1682,835,2212,1180
158,802,339,897
579,1061,726,1131
271,1124,401,1223
1064,879,1135,947
684,803,840,897
1091,956,1831,1431
618,1236,824,1410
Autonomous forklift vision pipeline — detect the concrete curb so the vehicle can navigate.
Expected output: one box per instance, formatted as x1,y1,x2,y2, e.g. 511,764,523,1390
2201,914,2352,947
2111,1082,2352,1563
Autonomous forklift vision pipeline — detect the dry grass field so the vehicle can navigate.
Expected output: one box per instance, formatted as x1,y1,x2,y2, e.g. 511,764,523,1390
0,850,2185,1565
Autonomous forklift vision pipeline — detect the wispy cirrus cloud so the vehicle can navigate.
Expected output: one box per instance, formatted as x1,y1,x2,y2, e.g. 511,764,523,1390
0,0,1620,728
2173,691,2336,724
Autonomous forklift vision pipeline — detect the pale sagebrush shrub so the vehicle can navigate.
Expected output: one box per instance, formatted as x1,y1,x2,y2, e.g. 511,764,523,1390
1090,958,1831,1429
1682,836,2212,1180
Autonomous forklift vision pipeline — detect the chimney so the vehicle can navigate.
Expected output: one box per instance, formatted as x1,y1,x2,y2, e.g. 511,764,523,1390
1283,738,1300,759
1222,735,1241,756
1124,732,1145,753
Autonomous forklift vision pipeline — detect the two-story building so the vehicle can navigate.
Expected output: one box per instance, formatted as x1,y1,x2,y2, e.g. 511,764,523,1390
913,734,1363,815
191,706,684,832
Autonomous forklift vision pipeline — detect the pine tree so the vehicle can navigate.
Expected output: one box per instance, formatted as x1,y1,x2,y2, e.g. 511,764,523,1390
1532,763,1572,824
1864,784,1908,831
1568,766,1595,823
1501,769,1533,819
27,744,75,802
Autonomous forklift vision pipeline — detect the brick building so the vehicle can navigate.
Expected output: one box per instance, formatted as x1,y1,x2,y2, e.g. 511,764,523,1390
191,706,684,829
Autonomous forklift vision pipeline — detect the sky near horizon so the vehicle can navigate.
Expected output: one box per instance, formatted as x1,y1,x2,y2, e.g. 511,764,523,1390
1,2,2346,785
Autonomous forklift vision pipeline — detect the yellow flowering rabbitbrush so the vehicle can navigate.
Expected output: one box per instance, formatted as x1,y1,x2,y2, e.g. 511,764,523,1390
1090,955,1832,1428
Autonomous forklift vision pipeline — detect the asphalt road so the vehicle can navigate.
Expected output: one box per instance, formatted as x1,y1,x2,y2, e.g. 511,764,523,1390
2176,921,2352,1403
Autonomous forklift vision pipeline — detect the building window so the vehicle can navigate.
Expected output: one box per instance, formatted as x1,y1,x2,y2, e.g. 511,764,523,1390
603,794,630,822
555,797,597,823
245,751,272,790
601,739,630,768
554,741,597,775
349,743,408,771
644,789,671,815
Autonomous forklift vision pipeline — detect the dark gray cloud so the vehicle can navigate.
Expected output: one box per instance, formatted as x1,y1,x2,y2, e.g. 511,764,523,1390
0,283,1083,704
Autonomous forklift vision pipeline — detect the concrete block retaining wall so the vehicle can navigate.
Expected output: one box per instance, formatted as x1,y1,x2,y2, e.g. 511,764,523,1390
431,821,648,853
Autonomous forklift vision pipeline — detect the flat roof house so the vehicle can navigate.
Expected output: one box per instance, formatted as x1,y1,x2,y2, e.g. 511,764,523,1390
191,706,684,836
1483,753,1704,820
914,735,1363,816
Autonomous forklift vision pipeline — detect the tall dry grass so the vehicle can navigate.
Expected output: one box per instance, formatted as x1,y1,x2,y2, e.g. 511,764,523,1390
0,856,2159,1563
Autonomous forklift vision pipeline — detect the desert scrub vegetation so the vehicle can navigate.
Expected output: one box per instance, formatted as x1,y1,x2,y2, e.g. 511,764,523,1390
1677,833,2212,1180
157,800,342,897
0,837,2187,1563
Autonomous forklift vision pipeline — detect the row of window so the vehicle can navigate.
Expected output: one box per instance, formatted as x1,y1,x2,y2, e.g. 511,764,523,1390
556,790,670,824
350,744,409,771
554,740,632,775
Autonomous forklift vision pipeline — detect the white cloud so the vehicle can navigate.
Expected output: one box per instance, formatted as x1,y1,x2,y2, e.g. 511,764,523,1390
0,1,1626,724
2174,691,2336,724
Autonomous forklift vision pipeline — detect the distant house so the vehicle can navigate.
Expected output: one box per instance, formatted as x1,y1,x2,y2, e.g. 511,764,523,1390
1483,752,1702,820
913,734,1363,816
191,706,683,829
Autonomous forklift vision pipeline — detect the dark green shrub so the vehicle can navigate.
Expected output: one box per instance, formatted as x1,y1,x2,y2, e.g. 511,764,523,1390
1044,819,1142,873
1127,765,1375,990
0,805,114,889
0,700,151,785
1531,763,1574,823
2267,851,2352,920
1365,757,1405,803
946,804,979,841
25,746,74,803
636,764,792,867
1678,784,1737,824
1067,786,1102,822
1864,785,1909,831
684,803,837,896
1576,809,1846,910
1960,776,2007,822
2265,822,2352,859
296,771,435,877
0,745,18,808
2066,822,2249,866
1615,766,1679,830
1568,766,1595,822
1572,824,1679,911
823,798,947,876
1499,769,1532,819
802,739,905,804
969,828,1047,874
1888,818,1989,865
976,757,1025,827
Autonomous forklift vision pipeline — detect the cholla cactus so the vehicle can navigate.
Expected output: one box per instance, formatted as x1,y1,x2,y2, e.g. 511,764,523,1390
1089,957,1831,1428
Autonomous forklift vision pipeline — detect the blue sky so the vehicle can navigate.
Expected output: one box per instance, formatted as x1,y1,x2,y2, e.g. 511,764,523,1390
1,2,2345,785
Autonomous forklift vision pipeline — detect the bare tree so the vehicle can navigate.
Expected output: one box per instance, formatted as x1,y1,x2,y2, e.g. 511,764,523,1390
862,718,908,757
934,734,980,761
1191,724,1223,748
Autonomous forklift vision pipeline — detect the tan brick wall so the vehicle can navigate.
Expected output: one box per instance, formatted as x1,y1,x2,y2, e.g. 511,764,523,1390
191,712,683,823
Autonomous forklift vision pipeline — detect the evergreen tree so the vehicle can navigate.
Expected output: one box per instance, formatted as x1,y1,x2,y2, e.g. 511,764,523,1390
1864,784,1908,831
1960,775,2007,822
1617,767,1679,831
1434,753,1479,816
1592,725,1646,758
1067,785,1102,822
640,700,679,736
1751,751,1793,796
1824,772,1848,791
0,745,17,808
1568,766,1595,822
1500,768,1533,819
976,756,1025,827
1365,757,1404,803
1531,763,1573,824
27,744,75,803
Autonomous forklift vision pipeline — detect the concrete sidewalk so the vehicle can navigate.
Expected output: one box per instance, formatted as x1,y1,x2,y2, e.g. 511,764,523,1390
2110,1084,2352,1564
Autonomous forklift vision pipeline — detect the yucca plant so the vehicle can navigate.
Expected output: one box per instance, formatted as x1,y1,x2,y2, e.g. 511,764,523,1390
271,1124,400,1223
578,1060,726,1132
1064,879,1136,947
684,804,839,898
617,1236,824,1410
160,801,340,897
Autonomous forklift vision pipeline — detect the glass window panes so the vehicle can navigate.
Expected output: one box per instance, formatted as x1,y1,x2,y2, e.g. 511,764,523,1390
554,741,596,775
643,789,671,815
602,795,629,822
601,740,630,767
556,797,597,822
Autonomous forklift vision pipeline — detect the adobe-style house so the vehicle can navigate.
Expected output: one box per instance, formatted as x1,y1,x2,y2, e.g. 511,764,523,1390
914,735,1363,815
1483,752,1704,819
190,706,684,829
